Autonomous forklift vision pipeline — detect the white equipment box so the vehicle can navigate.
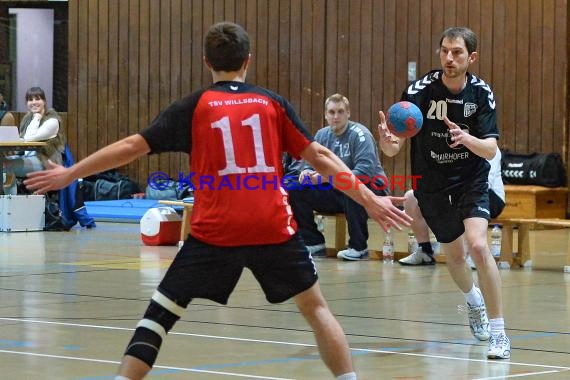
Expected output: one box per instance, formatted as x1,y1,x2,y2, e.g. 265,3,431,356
0,194,46,232
140,207,181,246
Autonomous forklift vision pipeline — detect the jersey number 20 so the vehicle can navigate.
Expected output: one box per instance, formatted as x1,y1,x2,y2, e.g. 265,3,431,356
426,100,448,120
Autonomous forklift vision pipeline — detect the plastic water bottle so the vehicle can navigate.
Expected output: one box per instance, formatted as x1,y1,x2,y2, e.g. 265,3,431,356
490,224,502,258
383,230,394,263
407,231,417,254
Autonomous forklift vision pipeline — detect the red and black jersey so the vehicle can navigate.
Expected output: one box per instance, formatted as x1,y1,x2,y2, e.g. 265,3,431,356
140,81,313,246
402,70,499,193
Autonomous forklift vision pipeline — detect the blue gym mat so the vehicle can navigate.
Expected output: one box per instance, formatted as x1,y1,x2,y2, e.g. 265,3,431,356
84,199,182,222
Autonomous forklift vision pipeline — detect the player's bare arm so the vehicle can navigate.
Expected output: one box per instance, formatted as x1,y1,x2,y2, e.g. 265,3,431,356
377,110,405,157
24,134,151,194
444,116,497,159
300,141,412,232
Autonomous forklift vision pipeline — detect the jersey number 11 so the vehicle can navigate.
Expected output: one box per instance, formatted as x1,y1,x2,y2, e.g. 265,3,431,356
211,113,275,176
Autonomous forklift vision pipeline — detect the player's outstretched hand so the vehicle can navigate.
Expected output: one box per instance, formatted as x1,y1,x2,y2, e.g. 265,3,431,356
377,111,393,143
444,116,467,148
24,160,73,194
367,195,412,233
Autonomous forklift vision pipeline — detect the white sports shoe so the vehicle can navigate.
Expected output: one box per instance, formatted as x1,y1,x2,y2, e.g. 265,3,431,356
487,331,511,359
398,248,436,266
337,248,368,261
467,301,490,341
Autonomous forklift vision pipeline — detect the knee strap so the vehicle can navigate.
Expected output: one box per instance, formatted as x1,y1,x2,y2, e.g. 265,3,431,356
124,291,186,367
124,326,163,368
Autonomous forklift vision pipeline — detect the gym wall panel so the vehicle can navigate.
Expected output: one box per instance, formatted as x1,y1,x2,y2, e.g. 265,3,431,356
64,0,567,210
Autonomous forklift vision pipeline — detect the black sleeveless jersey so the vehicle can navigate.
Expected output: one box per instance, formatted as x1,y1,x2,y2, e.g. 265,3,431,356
402,70,499,193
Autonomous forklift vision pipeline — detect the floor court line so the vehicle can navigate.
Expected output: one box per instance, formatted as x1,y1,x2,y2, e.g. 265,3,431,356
473,369,569,380
0,349,292,379
1,348,568,380
1,317,568,373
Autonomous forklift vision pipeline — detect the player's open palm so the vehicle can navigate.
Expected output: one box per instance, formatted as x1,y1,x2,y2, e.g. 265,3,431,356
24,160,73,194
367,195,412,232
377,111,394,143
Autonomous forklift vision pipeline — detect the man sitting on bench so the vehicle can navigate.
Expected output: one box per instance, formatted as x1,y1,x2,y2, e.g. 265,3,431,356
287,94,389,260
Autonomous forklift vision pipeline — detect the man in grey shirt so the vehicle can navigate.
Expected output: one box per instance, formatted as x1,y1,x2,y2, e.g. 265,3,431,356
288,93,389,260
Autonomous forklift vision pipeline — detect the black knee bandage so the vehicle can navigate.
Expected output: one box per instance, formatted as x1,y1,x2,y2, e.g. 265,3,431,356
124,326,163,367
124,291,186,367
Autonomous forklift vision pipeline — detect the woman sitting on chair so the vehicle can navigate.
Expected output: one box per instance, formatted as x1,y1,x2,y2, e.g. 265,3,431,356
4,87,65,194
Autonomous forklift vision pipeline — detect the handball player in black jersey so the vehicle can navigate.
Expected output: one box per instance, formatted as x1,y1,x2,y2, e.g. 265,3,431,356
377,27,510,360
25,22,411,379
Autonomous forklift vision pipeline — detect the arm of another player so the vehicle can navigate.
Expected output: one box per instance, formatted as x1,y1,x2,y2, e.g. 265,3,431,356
24,134,151,194
377,110,406,157
300,141,412,232
444,116,497,160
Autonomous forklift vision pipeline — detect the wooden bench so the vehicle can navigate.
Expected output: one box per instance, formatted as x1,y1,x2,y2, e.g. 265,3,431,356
492,185,568,269
494,218,570,270
158,200,193,247
500,185,568,220
315,212,347,257
322,185,568,263
156,201,567,266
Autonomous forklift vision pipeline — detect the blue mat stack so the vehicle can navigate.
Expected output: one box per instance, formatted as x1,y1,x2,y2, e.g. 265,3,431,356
84,199,183,222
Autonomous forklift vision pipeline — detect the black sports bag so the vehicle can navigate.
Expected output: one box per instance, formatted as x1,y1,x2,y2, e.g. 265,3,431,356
501,150,567,187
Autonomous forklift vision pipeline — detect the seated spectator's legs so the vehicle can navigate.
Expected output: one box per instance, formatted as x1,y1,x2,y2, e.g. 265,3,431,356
3,156,44,195
341,192,369,251
288,186,343,246
289,184,376,252
4,155,44,177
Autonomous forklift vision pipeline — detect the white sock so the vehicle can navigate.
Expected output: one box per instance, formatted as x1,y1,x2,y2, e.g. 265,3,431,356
336,372,357,380
490,318,505,335
464,285,483,306
115,376,131,380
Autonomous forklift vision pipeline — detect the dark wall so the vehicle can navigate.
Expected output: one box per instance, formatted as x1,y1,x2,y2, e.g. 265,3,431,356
59,0,569,208
53,4,68,111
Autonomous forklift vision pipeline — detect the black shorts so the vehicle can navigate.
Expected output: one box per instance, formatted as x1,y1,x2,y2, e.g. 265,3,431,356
489,188,505,219
157,234,318,306
414,179,490,243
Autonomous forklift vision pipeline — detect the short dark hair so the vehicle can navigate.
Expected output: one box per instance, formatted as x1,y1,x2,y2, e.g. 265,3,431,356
204,22,250,72
439,27,478,54
324,93,350,112
25,86,47,102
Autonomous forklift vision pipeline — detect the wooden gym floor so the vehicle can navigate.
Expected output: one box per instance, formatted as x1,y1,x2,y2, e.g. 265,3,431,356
0,222,569,379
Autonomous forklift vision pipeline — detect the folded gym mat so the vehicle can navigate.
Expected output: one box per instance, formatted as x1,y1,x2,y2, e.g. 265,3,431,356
84,199,182,222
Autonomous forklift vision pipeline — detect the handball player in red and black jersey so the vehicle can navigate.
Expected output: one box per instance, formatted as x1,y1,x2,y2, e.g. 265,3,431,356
25,22,410,380
377,27,510,360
